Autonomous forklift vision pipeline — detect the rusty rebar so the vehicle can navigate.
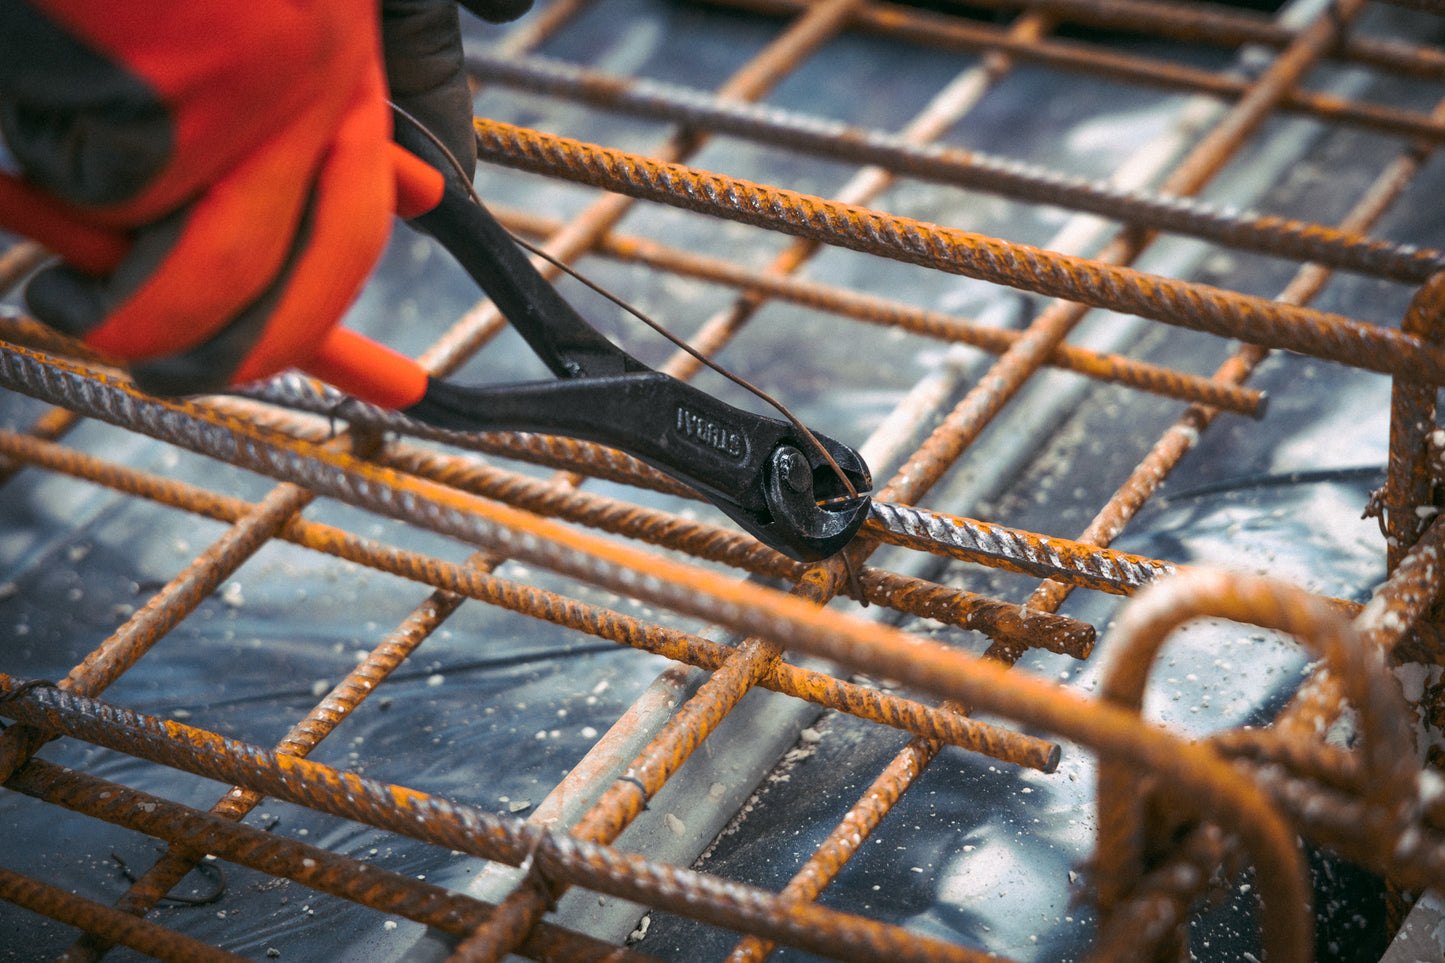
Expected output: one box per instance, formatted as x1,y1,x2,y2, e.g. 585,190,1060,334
0,374,1068,764
700,0,1445,137
471,117,1445,385
1028,90,1445,618
459,19,1072,953
0,399,1063,963
842,16,1357,960
473,50,1441,285
865,501,1176,593
0,675,998,963
0,347,1328,963
494,205,1266,417
5,757,669,963
0,467,311,785
0,863,249,963
0,428,1061,769
952,0,1444,79
1384,272,1445,569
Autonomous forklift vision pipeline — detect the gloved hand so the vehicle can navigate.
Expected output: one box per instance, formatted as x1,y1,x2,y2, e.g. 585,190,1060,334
0,0,528,397
383,0,533,192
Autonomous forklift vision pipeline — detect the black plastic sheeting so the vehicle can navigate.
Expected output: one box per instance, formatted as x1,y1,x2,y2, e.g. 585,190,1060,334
3,1,1444,960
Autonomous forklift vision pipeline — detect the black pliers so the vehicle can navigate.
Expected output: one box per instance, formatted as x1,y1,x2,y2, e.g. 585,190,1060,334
393,124,872,562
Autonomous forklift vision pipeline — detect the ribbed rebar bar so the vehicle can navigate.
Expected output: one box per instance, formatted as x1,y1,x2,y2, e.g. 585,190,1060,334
0,864,249,963
1384,271,1445,569
865,501,1175,593
473,117,1445,386
0,422,1064,770
1027,92,1445,618
0,676,999,963
5,757,669,963
700,0,1445,135
0,349,1331,960
472,50,1442,284
494,205,1267,418
934,0,1445,78
0,463,311,784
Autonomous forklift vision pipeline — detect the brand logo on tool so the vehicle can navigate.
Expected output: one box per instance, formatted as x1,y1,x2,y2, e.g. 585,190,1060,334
675,406,746,460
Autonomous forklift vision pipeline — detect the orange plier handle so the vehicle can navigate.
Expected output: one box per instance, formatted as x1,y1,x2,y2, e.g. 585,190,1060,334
0,143,445,411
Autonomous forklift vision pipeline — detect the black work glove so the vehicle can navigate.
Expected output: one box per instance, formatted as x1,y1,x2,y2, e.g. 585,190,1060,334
382,0,534,189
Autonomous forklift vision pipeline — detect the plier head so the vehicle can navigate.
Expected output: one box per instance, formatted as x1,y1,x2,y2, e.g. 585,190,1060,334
756,438,872,562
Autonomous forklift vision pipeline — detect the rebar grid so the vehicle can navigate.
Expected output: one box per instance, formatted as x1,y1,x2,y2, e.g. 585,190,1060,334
2,2,1445,962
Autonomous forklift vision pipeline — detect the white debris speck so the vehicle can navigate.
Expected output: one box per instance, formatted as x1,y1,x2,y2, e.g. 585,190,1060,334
580,726,598,739
1420,769,1445,805
799,727,822,744
384,920,398,932
1396,661,1432,703
171,709,191,719
509,799,532,813
310,679,330,698
592,680,610,695
221,582,245,608
426,673,445,687
709,782,726,801
665,813,686,835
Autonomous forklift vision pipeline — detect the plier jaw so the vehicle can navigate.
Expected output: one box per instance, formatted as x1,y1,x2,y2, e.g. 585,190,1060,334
758,440,872,562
